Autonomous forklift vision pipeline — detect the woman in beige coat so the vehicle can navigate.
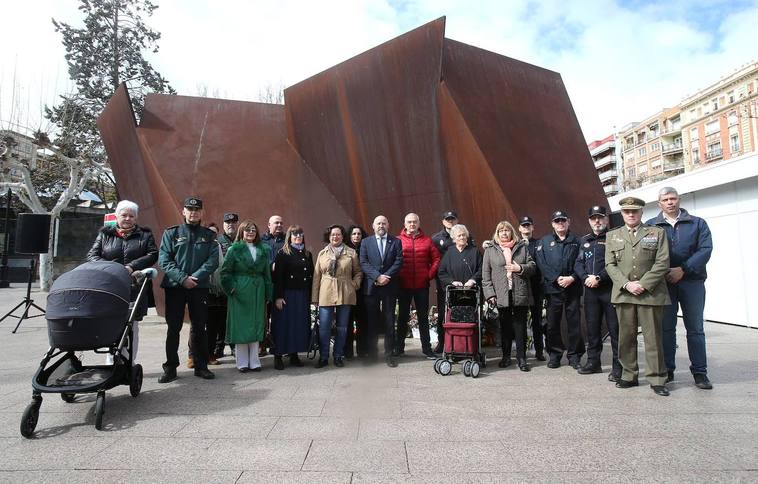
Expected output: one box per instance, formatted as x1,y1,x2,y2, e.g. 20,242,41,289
312,224,363,368
482,221,536,371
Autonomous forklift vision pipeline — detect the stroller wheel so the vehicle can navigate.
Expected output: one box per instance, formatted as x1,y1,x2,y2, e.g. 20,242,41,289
130,364,143,398
462,360,472,377
61,393,76,403
94,392,105,430
470,362,481,378
20,398,42,438
433,358,443,374
439,360,452,376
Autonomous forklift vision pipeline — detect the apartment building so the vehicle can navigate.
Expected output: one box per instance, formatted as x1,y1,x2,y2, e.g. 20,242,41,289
619,108,684,191
680,61,758,170
587,134,621,196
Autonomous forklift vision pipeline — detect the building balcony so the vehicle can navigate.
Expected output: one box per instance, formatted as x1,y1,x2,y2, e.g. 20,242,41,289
589,140,615,157
662,143,683,155
706,148,723,161
661,125,681,136
594,155,616,169
663,160,685,173
603,184,619,195
598,169,618,182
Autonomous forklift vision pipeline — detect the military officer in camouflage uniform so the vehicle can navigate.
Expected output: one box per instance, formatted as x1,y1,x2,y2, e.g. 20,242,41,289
158,197,219,383
605,197,671,396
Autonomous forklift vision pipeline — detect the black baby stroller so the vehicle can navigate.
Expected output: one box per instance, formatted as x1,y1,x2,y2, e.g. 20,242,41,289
19,261,156,437
433,286,486,378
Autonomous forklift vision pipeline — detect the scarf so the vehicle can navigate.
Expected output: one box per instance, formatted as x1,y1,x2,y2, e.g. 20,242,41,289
327,244,344,277
291,243,304,251
116,226,135,238
498,238,516,290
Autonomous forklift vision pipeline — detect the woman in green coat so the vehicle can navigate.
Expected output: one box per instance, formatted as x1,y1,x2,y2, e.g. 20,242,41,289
221,219,273,372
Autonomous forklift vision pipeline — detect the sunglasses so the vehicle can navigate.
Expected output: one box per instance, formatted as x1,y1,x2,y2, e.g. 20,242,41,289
553,218,568,223
243,227,257,232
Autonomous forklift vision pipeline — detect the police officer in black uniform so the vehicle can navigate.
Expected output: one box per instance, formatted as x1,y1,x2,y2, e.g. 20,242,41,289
157,197,219,383
213,212,238,357
574,206,621,381
535,210,584,369
518,216,546,361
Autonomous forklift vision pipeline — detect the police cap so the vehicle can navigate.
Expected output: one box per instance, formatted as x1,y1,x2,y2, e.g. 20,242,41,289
184,197,203,209
223,212,239,223
588,205,607,217
551,210,569,221
519,215,533,226
442,210,458,220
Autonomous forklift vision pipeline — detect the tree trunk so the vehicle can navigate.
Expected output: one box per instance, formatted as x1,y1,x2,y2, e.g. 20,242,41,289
38,216,56,291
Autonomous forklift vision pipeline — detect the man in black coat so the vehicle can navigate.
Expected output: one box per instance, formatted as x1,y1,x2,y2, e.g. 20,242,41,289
360,215,403,367
535,210,584,369
574,206,621,381
518,215,546,361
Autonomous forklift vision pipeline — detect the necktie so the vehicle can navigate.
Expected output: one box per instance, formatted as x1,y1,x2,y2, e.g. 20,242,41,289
379,237,385,259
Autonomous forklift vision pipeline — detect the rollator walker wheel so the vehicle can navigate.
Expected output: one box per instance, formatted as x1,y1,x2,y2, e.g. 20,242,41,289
462,360,472,377
470,361,481,378
439,360,452,376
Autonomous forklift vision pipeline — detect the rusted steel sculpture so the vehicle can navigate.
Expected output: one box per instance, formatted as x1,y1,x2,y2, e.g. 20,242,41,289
98,17,604,299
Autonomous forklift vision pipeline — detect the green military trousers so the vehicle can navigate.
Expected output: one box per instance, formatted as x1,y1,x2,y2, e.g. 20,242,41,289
615,303,667,386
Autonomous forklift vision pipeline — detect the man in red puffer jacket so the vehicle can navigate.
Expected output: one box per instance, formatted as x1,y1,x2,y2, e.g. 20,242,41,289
397,213,441,358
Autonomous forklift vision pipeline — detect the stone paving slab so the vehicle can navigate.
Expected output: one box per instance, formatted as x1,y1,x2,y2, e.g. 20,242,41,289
1,284,757,481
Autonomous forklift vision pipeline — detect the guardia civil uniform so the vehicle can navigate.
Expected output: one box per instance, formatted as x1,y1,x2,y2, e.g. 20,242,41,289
158,197,219,381
605,197,670,394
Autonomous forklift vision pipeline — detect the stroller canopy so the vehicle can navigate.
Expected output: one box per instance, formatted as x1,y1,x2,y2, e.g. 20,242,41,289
46,261,132,320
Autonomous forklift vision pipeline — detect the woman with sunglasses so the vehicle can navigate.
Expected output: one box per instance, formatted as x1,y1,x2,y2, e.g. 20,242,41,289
271,225,314,370
221,219,273,372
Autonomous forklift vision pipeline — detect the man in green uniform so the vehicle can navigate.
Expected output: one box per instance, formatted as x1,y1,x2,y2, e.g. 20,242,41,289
605,197,671,396
158,197,219,383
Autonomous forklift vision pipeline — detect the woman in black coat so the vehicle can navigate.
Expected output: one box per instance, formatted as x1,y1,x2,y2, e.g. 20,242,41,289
86,200,158,362
438,224,483,290
271,225,314,370
344,224,369,358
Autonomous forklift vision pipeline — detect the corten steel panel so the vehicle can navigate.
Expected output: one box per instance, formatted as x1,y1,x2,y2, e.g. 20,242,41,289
441,38,606,233
136,93,353,248
438,81,514,244
284,18,448,232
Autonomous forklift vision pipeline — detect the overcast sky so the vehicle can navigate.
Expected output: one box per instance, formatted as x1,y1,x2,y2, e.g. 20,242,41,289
2,0,757,142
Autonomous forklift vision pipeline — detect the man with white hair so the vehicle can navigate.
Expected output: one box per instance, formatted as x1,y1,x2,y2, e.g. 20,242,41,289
646,187,714,390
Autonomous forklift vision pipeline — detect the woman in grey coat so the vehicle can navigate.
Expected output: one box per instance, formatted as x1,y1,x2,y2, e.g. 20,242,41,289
482,221,536,371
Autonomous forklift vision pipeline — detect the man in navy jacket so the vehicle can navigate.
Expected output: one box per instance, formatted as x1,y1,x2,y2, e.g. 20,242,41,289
646,187,713,389
360,215,404,367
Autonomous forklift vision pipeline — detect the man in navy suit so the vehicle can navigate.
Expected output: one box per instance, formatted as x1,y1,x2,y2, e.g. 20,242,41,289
360,215,404,367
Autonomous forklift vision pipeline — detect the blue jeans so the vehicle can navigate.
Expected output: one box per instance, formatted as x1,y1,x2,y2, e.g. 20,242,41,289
319,305,350,361
663,279,707,374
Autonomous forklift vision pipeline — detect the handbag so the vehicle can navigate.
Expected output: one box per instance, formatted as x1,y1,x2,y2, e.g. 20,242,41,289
307,320,320,360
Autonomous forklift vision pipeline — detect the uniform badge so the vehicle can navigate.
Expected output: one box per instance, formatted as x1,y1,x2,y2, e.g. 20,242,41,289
550,241,555,247
440,240,444,246
584,242,590,248
537,245,542,251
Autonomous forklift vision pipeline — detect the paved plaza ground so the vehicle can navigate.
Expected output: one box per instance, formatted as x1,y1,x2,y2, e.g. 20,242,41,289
0,283,757,483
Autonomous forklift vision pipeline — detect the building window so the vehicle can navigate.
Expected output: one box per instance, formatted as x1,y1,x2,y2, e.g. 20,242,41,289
730,134,740,153
651,158,662,170
707,141,722,159
651,142,660,151
627,167,636,178
638,163,648,174
650,124,659,137
711,98,718,111
728,111,738,126
639,147,646,156
728,90,735,103
690,127,699,140
705,120,719,135
692,148,700,163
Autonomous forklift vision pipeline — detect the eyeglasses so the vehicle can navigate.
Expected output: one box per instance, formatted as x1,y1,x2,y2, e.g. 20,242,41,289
291,232,304,237
243,228,257,233
553,218,568,223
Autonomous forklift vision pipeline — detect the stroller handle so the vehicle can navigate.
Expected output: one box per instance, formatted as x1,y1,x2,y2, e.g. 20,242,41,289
135,268,158,279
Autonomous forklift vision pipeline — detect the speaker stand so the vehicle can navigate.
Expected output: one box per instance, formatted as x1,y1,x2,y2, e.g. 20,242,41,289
0,259,45,333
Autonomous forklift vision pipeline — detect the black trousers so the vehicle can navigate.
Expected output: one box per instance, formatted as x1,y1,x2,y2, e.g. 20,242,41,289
365,293,398,357
435,278,446,344
584,287,620,371
188,296,227,359
345,296,368,357
529,287,545,354
397,287,431,352
164,287,209,371
500,301,529,360
545,290,584,363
